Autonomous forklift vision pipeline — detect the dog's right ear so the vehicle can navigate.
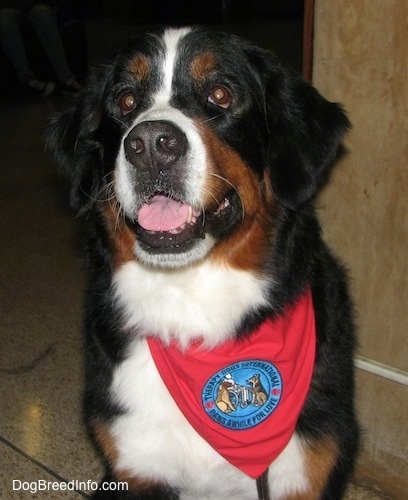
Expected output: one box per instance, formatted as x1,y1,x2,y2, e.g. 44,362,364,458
46,66,111,216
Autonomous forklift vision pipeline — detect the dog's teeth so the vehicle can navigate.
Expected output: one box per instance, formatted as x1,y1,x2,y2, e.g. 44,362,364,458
186,206,193,224
169,223,186,234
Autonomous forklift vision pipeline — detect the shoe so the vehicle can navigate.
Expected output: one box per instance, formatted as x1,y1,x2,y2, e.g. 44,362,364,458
60,77,82,95
25,77,55,97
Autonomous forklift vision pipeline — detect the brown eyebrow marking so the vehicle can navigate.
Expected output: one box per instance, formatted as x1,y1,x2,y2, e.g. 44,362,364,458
128,54,150,81
190,52,217,82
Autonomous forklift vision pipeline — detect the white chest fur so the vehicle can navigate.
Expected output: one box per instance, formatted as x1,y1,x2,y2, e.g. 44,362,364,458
109,340,309,500
109,260,308,498
110,340,256,498
112,260,272,348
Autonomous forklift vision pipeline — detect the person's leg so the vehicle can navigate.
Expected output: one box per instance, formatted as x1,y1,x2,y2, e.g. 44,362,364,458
0,7,55,95
0,8,32,84
26,3,73,85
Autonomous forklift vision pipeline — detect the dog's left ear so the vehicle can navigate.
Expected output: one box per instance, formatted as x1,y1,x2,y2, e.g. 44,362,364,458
45,65,111,216
264,62,350,210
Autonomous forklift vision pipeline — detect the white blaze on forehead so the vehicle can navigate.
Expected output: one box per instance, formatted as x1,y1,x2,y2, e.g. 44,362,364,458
114,25,208,258
154,27,191,107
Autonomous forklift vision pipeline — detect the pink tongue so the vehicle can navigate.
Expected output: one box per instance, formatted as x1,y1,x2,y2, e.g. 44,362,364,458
138,195,191,232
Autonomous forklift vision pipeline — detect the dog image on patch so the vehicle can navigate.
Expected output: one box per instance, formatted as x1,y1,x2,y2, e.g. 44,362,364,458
247,374,268,407
47,26,359,499
215,380,237,414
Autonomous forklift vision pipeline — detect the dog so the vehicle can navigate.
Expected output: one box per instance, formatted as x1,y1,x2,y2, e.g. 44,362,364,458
47,26,359,499
216,381,236,413
247,374,268,407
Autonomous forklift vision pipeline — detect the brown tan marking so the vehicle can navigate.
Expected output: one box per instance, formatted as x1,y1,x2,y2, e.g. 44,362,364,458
128,54,150,82
91,419,119,467
91,419,168,492
100,197,136,268
284,438,339,499
190,52,217,82
197,120,278,271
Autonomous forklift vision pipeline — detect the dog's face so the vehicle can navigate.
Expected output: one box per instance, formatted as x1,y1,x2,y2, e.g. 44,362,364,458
48,27,349,270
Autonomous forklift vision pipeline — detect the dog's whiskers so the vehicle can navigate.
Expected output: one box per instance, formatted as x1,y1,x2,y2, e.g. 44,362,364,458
98,181,115,202
94,172,116,203
75,172,113,217
204,115,221,124
99,180,128,232
208,173,245,222
201,187,221,208
112,116,131,129
74,170,127,232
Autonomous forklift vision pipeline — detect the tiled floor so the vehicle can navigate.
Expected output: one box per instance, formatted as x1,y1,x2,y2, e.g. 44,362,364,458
0,95,101,499
0,21,389,499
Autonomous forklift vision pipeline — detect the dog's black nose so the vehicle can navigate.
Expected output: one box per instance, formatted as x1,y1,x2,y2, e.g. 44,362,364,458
124,121,187,172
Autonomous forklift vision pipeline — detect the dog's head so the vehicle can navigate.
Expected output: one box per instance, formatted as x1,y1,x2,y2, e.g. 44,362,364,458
47,27,349,270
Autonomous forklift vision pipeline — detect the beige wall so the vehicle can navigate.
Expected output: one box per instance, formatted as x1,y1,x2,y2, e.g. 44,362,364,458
313,1,408,497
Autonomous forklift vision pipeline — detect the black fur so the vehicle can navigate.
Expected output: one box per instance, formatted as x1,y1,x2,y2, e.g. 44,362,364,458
47,27,359,499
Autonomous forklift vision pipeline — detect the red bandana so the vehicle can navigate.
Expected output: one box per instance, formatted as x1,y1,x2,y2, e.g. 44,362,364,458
147,290,315,479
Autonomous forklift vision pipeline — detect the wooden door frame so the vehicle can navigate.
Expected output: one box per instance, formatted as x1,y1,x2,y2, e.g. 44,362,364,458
303,0,314,80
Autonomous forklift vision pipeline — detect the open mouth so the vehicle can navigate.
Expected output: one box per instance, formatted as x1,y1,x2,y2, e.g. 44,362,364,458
125,192,240,253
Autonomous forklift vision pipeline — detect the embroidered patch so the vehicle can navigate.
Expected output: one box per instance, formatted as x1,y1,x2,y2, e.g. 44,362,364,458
202,360,282,430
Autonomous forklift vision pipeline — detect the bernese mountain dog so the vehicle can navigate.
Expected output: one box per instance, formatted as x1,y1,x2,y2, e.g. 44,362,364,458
47,26,359,500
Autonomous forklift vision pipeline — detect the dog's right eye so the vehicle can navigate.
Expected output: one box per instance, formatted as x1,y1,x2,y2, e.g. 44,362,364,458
119,92,137,114
208,86,232,109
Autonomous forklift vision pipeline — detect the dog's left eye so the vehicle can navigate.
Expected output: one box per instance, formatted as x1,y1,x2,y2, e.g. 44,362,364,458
208,86,232,109
119,92,137,114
